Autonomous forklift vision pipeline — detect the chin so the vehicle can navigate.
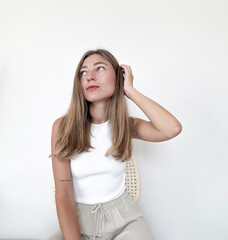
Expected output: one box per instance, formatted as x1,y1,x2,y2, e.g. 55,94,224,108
86,96,113,103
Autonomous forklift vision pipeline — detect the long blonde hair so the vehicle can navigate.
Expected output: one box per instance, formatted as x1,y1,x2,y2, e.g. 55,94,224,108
49,49,133,162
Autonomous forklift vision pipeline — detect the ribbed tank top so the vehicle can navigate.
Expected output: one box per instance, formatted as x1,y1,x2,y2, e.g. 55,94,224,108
70,120,126,204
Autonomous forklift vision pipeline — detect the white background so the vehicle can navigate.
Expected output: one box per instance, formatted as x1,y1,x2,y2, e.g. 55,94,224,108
0,0,228,239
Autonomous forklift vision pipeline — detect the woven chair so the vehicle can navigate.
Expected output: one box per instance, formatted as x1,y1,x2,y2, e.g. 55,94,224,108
51,154,141,204
124,154,141,203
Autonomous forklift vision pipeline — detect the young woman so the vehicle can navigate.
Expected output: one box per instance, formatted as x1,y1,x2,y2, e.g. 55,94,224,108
49,49,182,240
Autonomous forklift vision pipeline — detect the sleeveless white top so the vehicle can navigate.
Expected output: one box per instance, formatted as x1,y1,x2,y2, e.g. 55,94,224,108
70,120,126,204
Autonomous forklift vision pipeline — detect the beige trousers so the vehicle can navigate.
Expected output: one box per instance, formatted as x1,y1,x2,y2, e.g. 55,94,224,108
49,191,155,240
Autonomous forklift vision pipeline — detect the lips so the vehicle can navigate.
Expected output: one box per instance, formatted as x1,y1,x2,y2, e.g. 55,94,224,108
86,85,100,90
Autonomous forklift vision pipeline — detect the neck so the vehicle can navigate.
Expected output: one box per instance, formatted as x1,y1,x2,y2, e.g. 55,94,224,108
89,100,111,124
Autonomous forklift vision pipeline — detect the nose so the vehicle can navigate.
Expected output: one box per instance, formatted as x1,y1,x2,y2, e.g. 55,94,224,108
86,71,95,81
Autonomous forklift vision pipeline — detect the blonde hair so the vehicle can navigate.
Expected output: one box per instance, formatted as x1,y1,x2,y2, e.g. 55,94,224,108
49,49,133,162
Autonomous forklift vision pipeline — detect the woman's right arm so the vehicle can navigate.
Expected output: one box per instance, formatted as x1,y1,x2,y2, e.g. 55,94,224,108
51,118,81,240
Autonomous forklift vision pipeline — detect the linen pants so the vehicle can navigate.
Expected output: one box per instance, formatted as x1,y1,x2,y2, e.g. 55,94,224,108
49,191,155,240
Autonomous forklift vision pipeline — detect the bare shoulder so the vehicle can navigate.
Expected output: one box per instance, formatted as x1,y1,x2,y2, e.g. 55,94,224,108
51,117,64,152
52,116,64,131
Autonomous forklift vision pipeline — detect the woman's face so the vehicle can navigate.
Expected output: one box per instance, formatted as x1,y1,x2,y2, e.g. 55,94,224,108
79,54,116,103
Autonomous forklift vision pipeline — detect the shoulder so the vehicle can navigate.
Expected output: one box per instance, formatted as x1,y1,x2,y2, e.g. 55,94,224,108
51,117,64,149
52,117,64,134
129,117,138,138
53,116,64,128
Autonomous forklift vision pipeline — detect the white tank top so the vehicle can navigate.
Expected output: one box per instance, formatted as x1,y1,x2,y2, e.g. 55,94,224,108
70,120,126,204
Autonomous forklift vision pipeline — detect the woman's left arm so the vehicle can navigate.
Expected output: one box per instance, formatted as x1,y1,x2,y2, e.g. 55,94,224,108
120,64,182,142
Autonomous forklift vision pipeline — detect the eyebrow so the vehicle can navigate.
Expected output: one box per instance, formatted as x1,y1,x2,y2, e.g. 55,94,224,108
80,62,108,70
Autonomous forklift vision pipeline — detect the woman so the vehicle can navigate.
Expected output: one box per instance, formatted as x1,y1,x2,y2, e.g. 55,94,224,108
49,49,182,240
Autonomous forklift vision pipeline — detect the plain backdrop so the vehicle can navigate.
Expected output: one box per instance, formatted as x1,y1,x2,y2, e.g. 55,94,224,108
0,0,228,239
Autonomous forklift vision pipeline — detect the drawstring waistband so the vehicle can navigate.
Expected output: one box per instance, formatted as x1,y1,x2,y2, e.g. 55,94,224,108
91,203,111,240
76,191,128,239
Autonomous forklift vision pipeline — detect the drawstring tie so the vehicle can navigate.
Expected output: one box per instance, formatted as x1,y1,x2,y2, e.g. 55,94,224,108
91,203,110,240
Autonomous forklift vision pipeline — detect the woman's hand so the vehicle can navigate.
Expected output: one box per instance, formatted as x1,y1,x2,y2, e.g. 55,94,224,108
120,64,135,98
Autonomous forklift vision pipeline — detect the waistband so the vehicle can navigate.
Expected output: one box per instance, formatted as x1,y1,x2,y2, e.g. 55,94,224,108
76,191,141,240
76,190,130,240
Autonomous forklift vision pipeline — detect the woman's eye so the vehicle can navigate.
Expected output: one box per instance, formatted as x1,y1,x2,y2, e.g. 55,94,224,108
80,71,86,76
97,66,105,71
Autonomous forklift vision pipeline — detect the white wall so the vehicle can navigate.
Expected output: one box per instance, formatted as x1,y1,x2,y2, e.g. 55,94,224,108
0,0,227,239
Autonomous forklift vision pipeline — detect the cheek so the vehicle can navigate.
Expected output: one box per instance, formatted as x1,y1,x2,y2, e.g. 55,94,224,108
79,81,87,96
106,79,115,94
106,72,116,87
80,81,85,90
